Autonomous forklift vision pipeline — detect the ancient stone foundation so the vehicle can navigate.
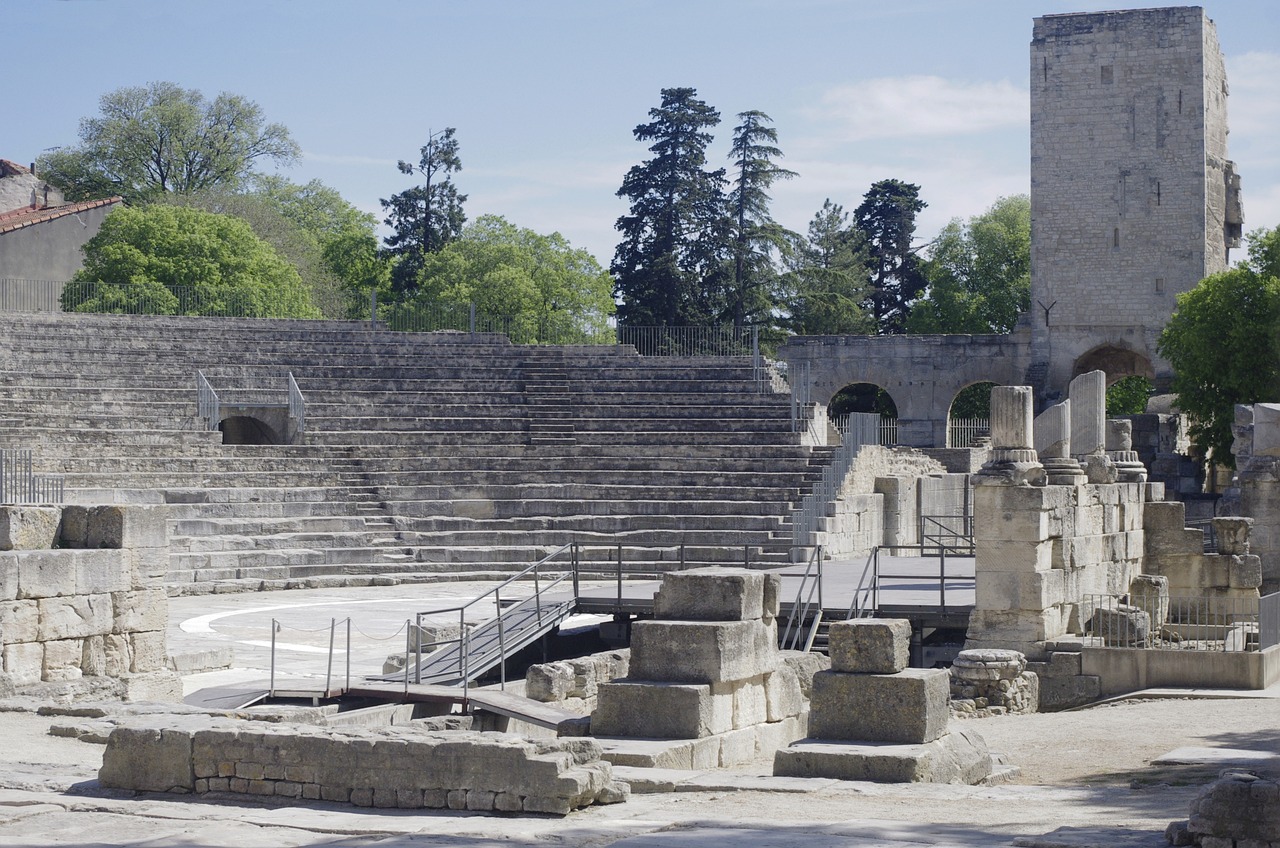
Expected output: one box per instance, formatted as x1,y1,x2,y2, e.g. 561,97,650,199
99,716,628,816
525,649,630,715
591,568,806,768
949,649,1038,718
0,504,179,701
775,619,992,784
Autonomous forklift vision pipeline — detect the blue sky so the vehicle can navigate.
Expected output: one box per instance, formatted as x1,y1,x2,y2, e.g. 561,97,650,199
10,1,1280,266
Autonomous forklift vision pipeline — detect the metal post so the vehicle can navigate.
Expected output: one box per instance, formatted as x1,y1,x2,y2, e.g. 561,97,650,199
324,617,336,697
816,545,824,612
269,619,277,697
571,543,580,600
370,288,378,326
940,548,947,611
679,544,685,570
743,545,749,568
616,543,623,610
346,618,351,690
404,620,411,696
469,302,476,334
414,612,422,685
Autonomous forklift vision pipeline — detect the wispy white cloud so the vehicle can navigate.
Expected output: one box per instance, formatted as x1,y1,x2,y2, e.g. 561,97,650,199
302,151,399,168
803,76,1027,143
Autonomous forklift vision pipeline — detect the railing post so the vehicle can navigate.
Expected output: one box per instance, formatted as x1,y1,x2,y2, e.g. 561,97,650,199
414,612,423,685
346,618,351,691
616,543,623,611
816,545,824,613
496,588,506,690
404,620,412,695
269,619,277,697
370,288,378,326
469,302,476,334
571,543,580,600
325,617,336,696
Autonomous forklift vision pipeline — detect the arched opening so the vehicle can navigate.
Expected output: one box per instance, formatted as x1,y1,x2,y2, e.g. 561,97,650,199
1105,374,1155,415
1072,345,1156,384
947,382,996,447
219,415,283,446
829,383,898,445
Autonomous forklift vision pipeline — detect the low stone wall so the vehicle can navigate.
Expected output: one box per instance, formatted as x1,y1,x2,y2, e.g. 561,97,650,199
0,505,178,701
1082,643,1280,695
99,716,629,816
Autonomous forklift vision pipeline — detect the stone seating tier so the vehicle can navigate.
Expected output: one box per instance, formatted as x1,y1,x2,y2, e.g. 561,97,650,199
0,311,817,591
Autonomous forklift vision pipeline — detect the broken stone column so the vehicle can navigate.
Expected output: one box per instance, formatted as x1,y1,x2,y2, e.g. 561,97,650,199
977,386,1045,486
774,619,991,784
591,568,805,769
1106,419,1149,483
1166,771,1280,847
1034,400,1085,485
949,649,1038,717
1070,371,1115,483
1238,404,1280,594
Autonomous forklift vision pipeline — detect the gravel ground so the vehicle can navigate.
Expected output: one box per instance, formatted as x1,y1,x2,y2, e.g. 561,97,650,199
0,691,1273,847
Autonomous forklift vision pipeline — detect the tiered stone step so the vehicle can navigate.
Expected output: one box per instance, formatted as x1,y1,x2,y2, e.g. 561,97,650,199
0,311,825,591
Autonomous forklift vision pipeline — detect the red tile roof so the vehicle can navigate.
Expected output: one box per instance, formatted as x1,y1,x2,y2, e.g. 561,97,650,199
0,196,123,235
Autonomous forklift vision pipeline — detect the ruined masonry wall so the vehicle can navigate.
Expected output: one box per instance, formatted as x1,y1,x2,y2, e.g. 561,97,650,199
0,505,177,700
99,717,627,816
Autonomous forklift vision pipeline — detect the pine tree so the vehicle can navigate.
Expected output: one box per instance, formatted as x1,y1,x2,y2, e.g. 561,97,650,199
783,199,873,335
725,110,798,328
612,88,728,326
854,179,927,334
381,128,467,296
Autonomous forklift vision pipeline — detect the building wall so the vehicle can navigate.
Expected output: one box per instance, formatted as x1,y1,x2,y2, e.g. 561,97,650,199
1029,7,1235,396
0,203,115,283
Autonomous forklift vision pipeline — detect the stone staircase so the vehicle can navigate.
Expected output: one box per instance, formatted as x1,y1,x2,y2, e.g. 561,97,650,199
0,311,828,593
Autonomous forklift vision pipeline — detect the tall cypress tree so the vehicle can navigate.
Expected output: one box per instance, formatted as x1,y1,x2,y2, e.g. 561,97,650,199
725,110,797,328
854,179,927,334
612,88,728,326
381,128,467,297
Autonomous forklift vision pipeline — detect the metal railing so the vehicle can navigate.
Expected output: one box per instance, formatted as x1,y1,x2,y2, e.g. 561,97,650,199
846,544,974,619
268,616,351,699
616,324,757,358
0,449,65,504
1085,592,1271,651
848,547,880,619
196,369,305,435
790,361,811,433
1185,519,1219,554
196,370,219,431
403,543,579,698
572,542,782,612
919,514,974,556
288,372,306,436
792,412,879,547
948,417,989,448
780,545,824,651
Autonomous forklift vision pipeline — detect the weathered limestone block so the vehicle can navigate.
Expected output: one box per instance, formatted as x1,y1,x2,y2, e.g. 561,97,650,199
1213,516,1253,556
112,589,169,634
0,507,60,552
15,550,77,599
593,680,729,738
809,668,950,744
129,630,168,673
629,619,773,684
779,649,830,700
76,550,132,596
652,567,764,621
0,599,39,643
1128,574,1169,628
1252,403,1280,456
1089,604,1150,647
1184,772,1280,845
774,726,991,784
828,618,910,674
37,593,113,641
1070,371,1106,457
99,722,197,792
3,642,42,685
763,663,803,722
42,639,85,680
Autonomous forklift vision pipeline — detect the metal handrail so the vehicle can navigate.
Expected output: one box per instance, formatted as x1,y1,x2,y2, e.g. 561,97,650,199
196,370,219,431
848,546,880,619
407,542,578,698
792,412,878,547
288,372,306,435
269,616,351,698
919,514,974,556
780,545,824,651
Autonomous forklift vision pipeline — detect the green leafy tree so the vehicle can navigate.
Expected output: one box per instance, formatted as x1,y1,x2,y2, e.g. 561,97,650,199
1106,375,1154,416
38,81,298,204
63,205,318,318
323,231,392,319
855,179,927,334
389,215,614,343
908,194,1031,334
381,128,466,297
1157,226,1280,465
167,178,379,318
613,87,729,326
725,110,797,328
782,199,873,335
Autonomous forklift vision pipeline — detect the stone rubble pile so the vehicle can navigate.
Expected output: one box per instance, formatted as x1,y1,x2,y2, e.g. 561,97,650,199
525,650,630,715
98,715,629,816
1167,771,1280,847
949,648,1038,718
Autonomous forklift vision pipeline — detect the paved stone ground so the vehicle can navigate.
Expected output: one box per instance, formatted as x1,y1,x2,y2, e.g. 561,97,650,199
0,585,1274,847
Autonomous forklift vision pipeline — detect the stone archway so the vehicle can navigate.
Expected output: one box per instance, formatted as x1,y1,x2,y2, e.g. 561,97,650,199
219,415,284,445
829,382,899,445
1072,345,1156,384
947,382,997,447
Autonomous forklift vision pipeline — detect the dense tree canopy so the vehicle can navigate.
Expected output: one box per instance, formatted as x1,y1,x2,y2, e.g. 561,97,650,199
1157,226,1280,465
612,87,729,327
167,177,379,318
907,194,1030,334
782,200,873,335
64,205,318,318
855,179,927,334
38,82,298,204
389,215,614,342
381,128,467,296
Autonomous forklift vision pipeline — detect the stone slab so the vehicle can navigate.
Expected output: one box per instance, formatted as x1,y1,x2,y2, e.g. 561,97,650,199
629,619,772,684
828,619,910,674
1152,746,1280,767
592,681,728,739
773,727,991,784
652,568,764,621
809,668,950,744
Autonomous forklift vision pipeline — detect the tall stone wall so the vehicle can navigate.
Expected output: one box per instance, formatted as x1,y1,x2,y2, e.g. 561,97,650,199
1029,7,1237,396
0,505,178,700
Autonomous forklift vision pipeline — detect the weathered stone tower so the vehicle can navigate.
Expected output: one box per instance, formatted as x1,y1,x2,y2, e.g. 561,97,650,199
1029,6,1242,400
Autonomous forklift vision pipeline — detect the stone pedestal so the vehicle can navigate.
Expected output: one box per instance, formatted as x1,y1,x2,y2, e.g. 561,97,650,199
592,568,805,768
949,649,1039,717
1034,400,1086,485
1106,419,1148,483
977,386,1045,487
774,619,991,784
